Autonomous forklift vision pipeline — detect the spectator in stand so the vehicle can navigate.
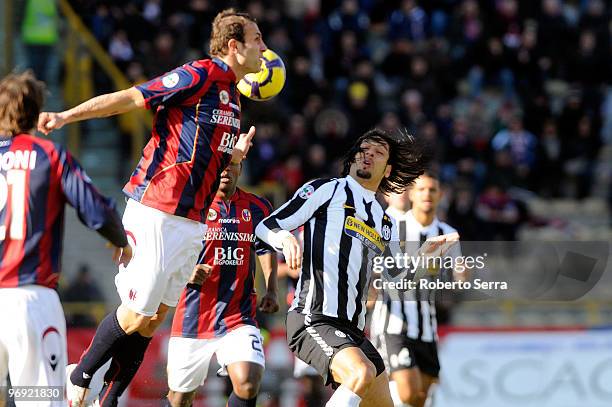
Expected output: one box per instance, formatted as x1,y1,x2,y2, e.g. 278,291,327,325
475,183,521,240
537,118,563,198
447,186,480,241
388,0,429,43
63,265,105,327
491,114,538,189
63,0,609,242
562,115,602,199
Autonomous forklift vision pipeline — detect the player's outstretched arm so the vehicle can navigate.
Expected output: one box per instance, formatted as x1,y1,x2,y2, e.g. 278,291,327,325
58,146,132,266
38,87,145,135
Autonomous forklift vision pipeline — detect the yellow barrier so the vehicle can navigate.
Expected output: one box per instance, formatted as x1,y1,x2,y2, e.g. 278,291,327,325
63,302,108,325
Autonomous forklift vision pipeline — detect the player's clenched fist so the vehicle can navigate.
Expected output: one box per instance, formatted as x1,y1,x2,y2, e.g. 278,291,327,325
258,291,279,313
189,264,213,286
109,243,133,267
37,112,66,135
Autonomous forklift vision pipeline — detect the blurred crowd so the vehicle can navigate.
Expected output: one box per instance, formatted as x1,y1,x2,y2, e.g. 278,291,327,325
68,0,611,237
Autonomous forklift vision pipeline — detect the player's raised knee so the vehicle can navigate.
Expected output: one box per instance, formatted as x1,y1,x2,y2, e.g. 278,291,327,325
116,305,152,334
346,360,377,392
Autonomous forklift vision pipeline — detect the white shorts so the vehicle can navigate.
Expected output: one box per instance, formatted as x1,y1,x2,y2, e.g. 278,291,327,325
0,286,66,406
167,325,265,393
293,356,318,378
115,199,206,316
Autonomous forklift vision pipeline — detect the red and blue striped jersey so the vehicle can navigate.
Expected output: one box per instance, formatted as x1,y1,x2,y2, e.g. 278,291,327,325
0,134,126,289
124,58,242,223
171,188,274,339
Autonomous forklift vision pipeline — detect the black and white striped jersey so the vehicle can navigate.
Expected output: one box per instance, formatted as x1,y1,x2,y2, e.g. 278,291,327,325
256,176,396,331
371,209,460,342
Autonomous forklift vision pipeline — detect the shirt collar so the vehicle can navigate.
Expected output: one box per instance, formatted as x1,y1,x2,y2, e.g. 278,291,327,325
406,210,440,233
213,188,242,206
211,57,237,81
346,175,376,200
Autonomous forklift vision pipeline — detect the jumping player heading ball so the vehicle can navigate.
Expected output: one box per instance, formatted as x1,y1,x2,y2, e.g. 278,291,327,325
38,8,266,407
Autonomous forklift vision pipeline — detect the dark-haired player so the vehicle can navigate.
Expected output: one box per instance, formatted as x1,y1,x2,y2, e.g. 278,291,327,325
256,129,432,406
372,172,462,407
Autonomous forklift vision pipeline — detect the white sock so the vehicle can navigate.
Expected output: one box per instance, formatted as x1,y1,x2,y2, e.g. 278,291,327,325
389,380,413,407
325,385,362,407
424,382,438,407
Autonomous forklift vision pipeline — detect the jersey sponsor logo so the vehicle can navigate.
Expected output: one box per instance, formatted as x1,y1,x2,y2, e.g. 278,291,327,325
41,326,61,371
242,209,251,222
208,209,218,221
204,227,255,242
344,216,385,255
217,132,237,154
335,330,347,338
162,72,180,88
211,110,240,128
298,185,315,199
218,218,240,224
214,247,244,266
219,90,230,104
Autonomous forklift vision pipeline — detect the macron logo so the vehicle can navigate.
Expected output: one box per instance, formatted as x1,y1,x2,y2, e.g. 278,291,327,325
82,372,91,379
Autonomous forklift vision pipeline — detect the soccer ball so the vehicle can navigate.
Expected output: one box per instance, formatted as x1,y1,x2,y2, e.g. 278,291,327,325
237,49,286,101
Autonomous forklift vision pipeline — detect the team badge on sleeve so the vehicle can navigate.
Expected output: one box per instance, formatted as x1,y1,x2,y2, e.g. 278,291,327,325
219,90,230,104
382,224,391,241
208,209,218,221
298,185,315,199
162,73,180,88
242,209,251,222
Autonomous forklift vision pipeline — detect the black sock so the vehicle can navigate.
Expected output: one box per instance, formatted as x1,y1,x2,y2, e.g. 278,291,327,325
71,310,127,388
97,332,152,407
227,392,257,407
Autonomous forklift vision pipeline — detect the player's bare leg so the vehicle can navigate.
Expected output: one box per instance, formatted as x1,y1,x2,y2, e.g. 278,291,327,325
300,375,325,407
421,374,439,407
360,372,394,407
116,304,155,334
95,304,171,406
166,389,196,407
226,361,264,405
390,368,425,407
136,303,171,337
327,347,391,407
